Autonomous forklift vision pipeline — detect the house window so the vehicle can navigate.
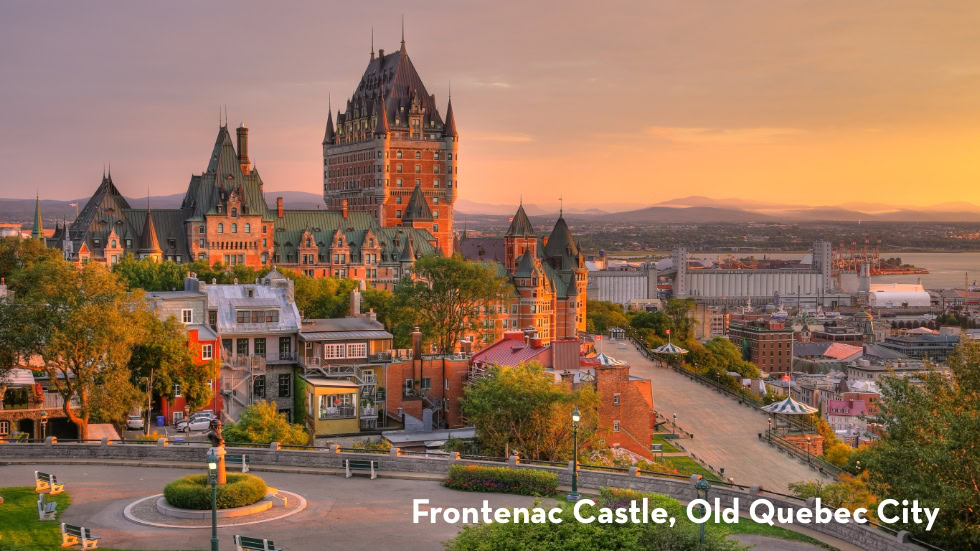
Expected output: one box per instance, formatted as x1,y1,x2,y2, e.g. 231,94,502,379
181,309,193,324
346,343,366,358
208,311,217,330
174,383,181,398
279,337,292,360
279,408,292,422
253,375,265,398
421,378,432,390
613,394,621,405
278,374,291,397
613,421,620,432
433,224,438,233
404,379,413,393
237,338,249,357
254,338,266,356
202,344,213,361
325,343,345,359
218,223,224,234
266,310,279,322
319,393,356,419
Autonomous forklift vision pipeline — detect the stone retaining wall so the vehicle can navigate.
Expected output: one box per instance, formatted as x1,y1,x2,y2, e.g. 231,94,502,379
0,442,925,551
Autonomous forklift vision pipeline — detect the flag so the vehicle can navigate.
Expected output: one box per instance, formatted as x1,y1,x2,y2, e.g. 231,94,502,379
781,375,790,381
666,329,671,335
69,202,78,207
595,335,602,341
508,217,514,222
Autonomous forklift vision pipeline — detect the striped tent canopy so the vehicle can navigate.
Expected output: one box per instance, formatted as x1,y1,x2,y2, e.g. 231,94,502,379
652,342,688,355
761,396,818,415
592,353,626,366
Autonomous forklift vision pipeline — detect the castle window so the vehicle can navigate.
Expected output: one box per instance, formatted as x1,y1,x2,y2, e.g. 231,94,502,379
199,239,205,247
168,238,177,249
433,211,439,219
396,196,402,204
448,153,453,160
434,152,440,160
397,164,403,173
415,151,421,160
433,197,439,204
199,225,205,234
397,178,403,187
433,179,440,188
396,151,402,159
396,210,402,218
415,165,421,173
245,223,251,233
433,166,440,174
218,224,224,234
231,223,238,234
111,240,117,248
231,208,238,218
433,224,439,233
415,179,421,186
126,239,132,248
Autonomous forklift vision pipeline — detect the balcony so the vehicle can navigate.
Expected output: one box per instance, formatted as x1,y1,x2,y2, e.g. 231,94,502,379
320,406,356,420
361,406,378,417
225,355,266,373
368,352,393,363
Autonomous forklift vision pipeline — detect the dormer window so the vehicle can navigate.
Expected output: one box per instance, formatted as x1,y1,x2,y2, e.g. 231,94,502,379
168,238,176,249
94,238,101,247
231,208,238,218
126,239,132,248
111,240,117,248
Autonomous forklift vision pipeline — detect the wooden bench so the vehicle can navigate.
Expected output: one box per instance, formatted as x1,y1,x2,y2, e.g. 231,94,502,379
61,523,100,549
35,471,65,495
226,454,251,473
345,458,378,480
37,492,57,521
234,534,281,551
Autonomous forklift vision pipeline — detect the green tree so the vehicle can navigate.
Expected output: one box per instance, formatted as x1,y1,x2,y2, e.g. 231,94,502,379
221,400,310,446
663,298,695,340
397,255,508,353
586,300,629,334
461,361,601,461
704,338,760,378
0,236,62,292
788,471,878,517
112,255,185,291
629,310,670,338
128,316,217,413
862,341,980,548
17,260,149,438
363,286,418,348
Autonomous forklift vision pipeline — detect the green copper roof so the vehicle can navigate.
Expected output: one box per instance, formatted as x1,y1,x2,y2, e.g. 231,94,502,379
401,184,433,222
31,195,43,239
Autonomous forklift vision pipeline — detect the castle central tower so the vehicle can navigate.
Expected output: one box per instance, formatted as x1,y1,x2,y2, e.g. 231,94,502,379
322,36,458,255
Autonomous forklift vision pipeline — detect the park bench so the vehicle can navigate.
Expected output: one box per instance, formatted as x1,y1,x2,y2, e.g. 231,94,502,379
35,471,65,495
226,454,251,473
345,458,378,480
61,523,100,549
234,534,281,551
37,492,57,520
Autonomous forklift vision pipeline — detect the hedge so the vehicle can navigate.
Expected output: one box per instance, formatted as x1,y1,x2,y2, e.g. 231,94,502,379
163,473,267,510
444,464,558,496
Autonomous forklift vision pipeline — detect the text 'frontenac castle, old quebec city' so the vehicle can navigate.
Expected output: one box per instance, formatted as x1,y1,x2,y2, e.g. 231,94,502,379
37,34,587,346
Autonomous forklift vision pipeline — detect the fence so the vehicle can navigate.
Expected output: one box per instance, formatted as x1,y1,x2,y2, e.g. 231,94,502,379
0,440,939,551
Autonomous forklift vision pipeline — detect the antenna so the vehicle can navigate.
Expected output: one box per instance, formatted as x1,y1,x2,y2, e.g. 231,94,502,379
401,14,405,47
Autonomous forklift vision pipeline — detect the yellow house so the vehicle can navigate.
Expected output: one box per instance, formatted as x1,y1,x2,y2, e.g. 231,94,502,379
301,376,362,437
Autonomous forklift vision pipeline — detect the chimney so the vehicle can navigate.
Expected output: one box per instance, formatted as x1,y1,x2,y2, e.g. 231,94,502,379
530,336,543,348
412,326,423,360
236,124,250,175
342,199,348,218
350,288,361,317
277,197,283,218
460,339,473,355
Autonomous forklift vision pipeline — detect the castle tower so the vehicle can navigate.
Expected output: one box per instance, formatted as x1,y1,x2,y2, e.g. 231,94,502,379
323,33,457,255
504,204,535,274
31,194,44,240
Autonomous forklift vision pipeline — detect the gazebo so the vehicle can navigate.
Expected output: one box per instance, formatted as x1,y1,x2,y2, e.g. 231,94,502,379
761,396,818,437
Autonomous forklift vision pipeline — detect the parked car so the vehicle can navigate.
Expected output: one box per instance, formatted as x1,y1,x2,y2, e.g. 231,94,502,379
126,415,145,430
177,417,214,432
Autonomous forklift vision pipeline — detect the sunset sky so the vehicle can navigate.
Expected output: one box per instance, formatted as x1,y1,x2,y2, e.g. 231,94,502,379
2,1,979,209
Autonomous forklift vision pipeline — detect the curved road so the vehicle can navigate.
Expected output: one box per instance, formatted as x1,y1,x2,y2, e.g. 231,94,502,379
607,341,827,492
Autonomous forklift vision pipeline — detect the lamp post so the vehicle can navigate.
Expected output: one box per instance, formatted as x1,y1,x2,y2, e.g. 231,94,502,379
40,410,48,441
767,417,772,443
567,409,581,502
805,436,811,465
672,413,677,438
207,452,219,551
693,474,711,545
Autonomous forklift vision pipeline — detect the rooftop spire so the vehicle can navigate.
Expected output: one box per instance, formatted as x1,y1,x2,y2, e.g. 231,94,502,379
370,28,375,61
400,15,406,52
31,192,43,240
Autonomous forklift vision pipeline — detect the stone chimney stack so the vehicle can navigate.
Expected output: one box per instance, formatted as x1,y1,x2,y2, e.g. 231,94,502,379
412,326,423,360
350,288,361,317
277,197,284,218
342,199,348,218
237,124,250,175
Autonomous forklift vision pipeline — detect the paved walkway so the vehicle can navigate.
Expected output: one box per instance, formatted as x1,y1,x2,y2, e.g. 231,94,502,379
1,463,851,551
606,341,827,492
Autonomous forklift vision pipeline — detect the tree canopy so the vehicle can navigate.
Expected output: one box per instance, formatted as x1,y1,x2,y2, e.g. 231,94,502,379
128,315,217,413
461,361,601,461
221,401,310,446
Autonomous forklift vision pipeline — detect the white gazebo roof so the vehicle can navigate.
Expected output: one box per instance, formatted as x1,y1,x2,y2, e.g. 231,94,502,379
761,396,818,415
652,342,688,355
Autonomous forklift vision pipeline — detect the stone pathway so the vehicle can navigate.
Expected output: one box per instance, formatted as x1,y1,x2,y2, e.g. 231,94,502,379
125,491,306,528
607,341,828,492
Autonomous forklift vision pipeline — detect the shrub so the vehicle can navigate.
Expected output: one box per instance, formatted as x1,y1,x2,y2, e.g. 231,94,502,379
130,430,165,444
444,464,558,496
163,473,267,510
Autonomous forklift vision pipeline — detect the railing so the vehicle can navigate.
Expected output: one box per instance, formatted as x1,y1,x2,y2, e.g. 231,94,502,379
761,431,845,478
320,407,356,420
368,352,393,363
225,355,267,372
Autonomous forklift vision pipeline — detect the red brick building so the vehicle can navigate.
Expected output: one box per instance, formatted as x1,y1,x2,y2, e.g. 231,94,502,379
323,36,458,256
728,315,795,377
382,329,469,430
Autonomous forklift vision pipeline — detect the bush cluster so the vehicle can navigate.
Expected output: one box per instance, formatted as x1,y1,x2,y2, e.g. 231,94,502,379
163,473,267,510
443,464,558,496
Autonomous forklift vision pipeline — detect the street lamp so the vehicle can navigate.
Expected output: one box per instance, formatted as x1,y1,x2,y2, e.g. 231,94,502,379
805,436,811,465
40,410,48,441
567,409,581,502
692,474,712,545
672,413,677,438
207,452,219,551
767,417,772,443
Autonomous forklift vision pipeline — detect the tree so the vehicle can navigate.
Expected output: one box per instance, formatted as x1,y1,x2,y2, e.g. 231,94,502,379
822,442,854,468
279,268,358,319
397,255,508,354
461,361,601,461
221,401,310,446
586,300,629,335
0,236,61,292
789,471,877,517
663,299,695,340
362,286,417,348
629,311,670,338
17,260,149,438
128,316,217,414
704,338,760,378
862,341,980,548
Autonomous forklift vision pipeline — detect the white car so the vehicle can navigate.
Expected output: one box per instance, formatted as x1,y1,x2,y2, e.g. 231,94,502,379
126,415,145,430
178,417,214,432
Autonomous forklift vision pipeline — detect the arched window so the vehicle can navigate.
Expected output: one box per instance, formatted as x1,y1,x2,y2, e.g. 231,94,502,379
218,223,224,234
232,223,238,233
245,223,251,233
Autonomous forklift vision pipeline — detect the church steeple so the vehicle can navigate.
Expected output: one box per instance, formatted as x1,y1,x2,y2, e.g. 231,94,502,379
31,193,43,240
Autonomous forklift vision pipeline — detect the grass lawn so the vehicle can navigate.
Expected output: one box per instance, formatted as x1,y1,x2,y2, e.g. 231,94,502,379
663,456,720,481
651,433,680,453
0,487,197,551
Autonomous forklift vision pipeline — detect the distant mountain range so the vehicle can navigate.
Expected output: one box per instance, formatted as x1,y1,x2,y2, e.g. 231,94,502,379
3,192,979,226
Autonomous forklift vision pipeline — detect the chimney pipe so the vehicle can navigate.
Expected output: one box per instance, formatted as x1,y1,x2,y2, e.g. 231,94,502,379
412,326,423,360
236,124,250,175
277,197,283,218
350,288,361,317
342,199,348,218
